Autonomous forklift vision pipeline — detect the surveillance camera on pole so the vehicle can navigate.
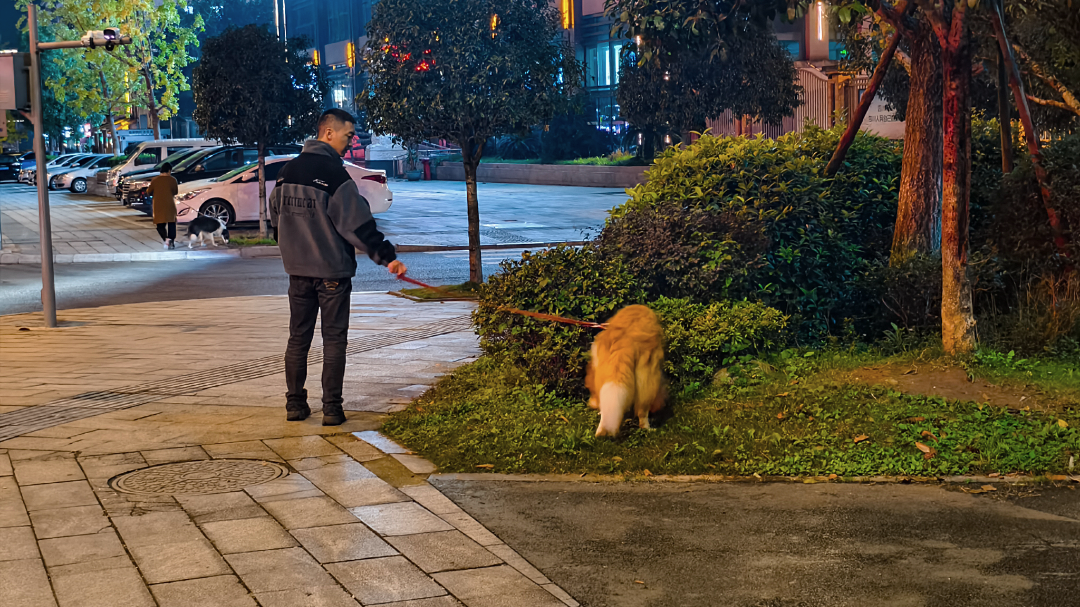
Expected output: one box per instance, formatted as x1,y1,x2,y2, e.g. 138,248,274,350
79,28,131,51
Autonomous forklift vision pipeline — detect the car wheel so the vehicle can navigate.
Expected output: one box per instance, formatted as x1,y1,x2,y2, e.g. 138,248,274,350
71,178,87,193
199,199,235,226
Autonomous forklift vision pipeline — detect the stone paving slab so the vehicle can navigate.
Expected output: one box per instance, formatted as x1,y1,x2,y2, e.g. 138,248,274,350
0,292,577,606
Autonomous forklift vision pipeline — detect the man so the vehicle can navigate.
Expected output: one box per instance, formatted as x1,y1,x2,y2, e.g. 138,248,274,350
270,109,407,425
145,162,178,249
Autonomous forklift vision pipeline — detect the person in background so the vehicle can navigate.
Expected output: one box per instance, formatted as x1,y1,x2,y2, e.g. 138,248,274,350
146,162,179,249
269,109,406,426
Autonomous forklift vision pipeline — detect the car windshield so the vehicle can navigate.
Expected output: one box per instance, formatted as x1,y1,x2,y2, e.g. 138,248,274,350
214,161,260,182
173,148,217,171
157,148,199,168
73,156,100,167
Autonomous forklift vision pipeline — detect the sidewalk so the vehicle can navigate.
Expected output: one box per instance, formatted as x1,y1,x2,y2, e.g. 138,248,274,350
1,181,622,264
0,293,578,607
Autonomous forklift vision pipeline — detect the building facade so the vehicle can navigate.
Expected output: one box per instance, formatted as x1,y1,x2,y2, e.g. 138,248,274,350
563,0,904,139
281,0,374,119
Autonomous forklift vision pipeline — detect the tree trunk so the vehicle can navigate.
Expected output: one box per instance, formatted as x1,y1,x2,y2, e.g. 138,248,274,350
825,32,902,177
891,24,943,265
996,46,1013,173
257,140,268,239
989,3,1068,257
936,6,977,355
98,70,120,156
461,139,484,284
142,67,161,141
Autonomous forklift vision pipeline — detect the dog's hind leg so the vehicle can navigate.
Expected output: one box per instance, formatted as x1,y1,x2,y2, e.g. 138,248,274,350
596,382,631,437
634,352,664,429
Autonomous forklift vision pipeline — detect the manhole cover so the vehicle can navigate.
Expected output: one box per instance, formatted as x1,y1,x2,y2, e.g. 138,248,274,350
109,459,290,495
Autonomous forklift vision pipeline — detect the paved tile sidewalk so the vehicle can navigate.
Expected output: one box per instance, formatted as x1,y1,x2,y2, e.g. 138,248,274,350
0,293,579,606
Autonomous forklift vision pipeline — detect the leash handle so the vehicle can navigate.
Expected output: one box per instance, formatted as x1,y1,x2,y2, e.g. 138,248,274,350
395,275,605,330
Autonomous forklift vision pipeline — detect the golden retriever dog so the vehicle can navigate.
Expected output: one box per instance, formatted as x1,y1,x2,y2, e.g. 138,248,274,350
585,304,666,437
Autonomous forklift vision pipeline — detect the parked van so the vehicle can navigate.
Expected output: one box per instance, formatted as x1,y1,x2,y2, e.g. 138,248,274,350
105,139,219,195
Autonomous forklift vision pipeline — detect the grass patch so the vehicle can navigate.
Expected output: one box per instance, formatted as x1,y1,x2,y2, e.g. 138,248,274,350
382,351,1080,477
229,236,277,247
398,282,480,301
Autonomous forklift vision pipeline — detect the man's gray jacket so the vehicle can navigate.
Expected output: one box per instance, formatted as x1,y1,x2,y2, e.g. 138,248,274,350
269,140,396,278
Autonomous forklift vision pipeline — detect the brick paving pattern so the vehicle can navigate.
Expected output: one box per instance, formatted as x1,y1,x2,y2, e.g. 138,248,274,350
0,293,579,606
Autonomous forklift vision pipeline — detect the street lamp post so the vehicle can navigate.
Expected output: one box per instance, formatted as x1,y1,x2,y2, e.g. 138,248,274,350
25,4,131,327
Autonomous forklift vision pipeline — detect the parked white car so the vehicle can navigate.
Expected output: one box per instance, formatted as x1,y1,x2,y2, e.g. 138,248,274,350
52,155,115,193
174,155,392,226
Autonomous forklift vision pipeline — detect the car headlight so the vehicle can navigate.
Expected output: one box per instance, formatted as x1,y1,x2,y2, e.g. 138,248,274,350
176,189,209,202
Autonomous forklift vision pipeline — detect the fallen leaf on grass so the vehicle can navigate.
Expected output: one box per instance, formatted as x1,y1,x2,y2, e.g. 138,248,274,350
1048,475,1068,481
642,469,653,477
559,415,570,424
903,368,917,375
475,464,494,469
988,473,1001,478
853,435,869,444
981,484,997,491
776,392,790,397
828,474,838,480
634,580,646,585
777,412,786,420
612,456,623,462
1058,419,1069,429
915,442,937,459
920,430,938,442
908,416,926,423
962,487,989,494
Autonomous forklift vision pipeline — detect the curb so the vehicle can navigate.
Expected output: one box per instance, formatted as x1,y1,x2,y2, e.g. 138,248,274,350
429,472,1080,485
395,241,587,253
1,241,586,264
0,249,243,264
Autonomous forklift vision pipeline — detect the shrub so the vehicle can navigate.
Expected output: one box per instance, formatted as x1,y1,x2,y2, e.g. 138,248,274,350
651,297,789,384
474,245,645,393
540,103,616,163
596,200,767,302
987,134,1080,270
604,126,901,336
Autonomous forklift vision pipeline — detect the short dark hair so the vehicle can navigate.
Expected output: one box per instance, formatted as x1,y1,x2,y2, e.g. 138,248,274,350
317,109,355,134
160,162,172,173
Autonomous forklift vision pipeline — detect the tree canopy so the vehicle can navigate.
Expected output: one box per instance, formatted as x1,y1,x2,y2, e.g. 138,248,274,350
193,24,325,236
360,0,580,282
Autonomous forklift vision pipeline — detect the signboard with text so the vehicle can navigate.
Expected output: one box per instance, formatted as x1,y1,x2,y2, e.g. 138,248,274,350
860,92,906,139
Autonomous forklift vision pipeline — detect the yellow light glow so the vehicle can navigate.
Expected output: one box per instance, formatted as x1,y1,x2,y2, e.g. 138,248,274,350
346,42,355,68
312,49,320,65
561,0,573,29
817,2,824,41
491,14,498,30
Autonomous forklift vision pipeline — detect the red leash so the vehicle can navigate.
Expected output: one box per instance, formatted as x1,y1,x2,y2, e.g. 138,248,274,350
396,275,606,330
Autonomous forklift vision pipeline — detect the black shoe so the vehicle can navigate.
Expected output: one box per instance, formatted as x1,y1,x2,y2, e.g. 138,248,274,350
322,408,346,426
286,406,311,421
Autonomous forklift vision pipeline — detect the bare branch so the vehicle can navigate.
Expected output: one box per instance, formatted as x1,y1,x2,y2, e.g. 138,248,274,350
1012,43,1080,116
1026,94,1080,117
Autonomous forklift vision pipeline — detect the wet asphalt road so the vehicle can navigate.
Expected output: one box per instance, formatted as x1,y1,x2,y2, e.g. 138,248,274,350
0,250,521,316
433,480,1080,607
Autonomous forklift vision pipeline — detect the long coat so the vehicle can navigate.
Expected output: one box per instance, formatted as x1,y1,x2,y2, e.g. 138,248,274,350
147,174,178,223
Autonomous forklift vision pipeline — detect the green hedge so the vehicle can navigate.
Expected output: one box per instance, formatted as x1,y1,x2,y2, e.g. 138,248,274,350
603,126,901,336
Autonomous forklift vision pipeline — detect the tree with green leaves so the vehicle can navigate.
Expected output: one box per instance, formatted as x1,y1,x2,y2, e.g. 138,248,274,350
18,0,202,143
193,25,325,238
360,0,580,283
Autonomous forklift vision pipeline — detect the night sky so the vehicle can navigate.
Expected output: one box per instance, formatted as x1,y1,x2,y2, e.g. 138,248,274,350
1,0,21,51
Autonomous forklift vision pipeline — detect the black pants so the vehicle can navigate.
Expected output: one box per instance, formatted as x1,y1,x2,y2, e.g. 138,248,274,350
284,276,352,413
156,222,176,241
